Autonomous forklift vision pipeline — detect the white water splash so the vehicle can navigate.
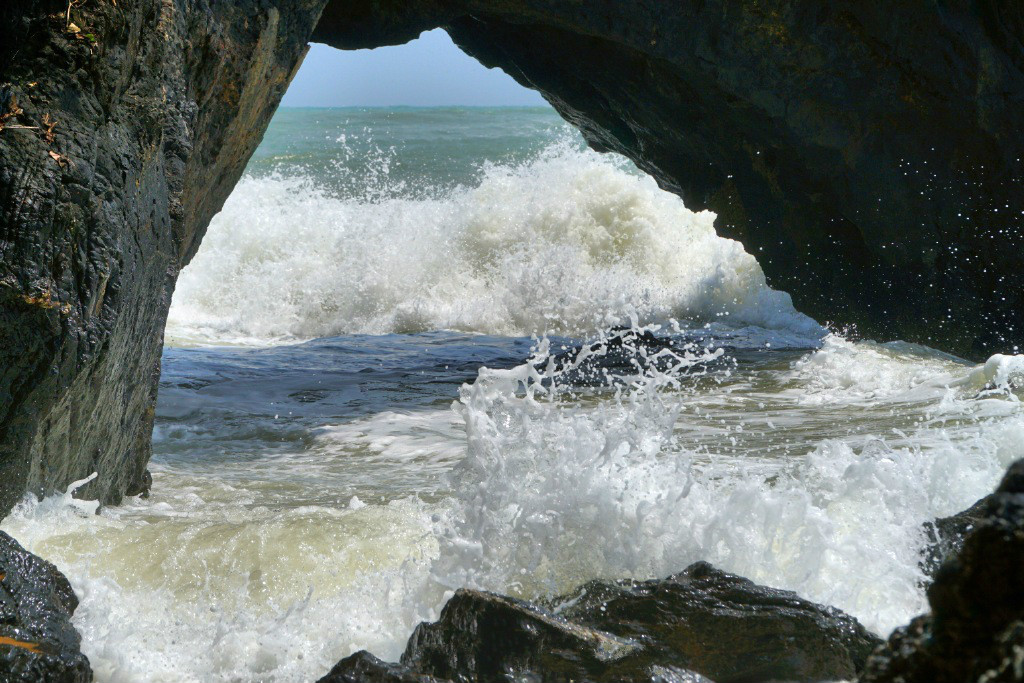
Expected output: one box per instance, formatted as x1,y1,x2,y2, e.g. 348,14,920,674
433,335,1024,636
3,339,1023,682
167,143,820,345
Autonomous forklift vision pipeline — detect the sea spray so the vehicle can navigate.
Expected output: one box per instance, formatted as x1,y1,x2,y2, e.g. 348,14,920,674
434,326,711,594
167,141,820,345
3,331,1024,682
3,107,1024,683
433,331,1024,635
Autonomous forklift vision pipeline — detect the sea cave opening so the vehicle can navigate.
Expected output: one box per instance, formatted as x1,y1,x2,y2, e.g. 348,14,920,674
2,22,1018,683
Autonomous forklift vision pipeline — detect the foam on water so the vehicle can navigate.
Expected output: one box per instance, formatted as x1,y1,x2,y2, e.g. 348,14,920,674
433,334,1024,634
3,337,1024,682
167,142,820,344
4,109,1023,683
2,480,446,682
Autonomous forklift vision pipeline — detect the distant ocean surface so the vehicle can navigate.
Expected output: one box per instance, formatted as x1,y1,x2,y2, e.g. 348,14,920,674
4,107,1022,683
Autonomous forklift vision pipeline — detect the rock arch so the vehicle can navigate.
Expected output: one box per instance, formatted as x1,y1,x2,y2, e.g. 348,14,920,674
0,0,1022,512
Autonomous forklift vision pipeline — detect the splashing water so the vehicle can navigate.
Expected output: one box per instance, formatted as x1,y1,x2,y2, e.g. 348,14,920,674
166,138,818,344
433,331,1024,626
4,329,1024,682
2,108,1023,683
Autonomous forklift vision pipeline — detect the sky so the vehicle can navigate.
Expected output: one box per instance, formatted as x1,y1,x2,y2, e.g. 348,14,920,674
281,29,548,107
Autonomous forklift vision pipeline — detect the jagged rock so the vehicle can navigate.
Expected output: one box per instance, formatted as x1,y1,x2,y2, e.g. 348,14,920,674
555,561,881,683
403,589,697,683
921,494,993,578
2,2,1023,511
861,459,1024,683
321,589,700,683
0,532,90,683
321,649,711,683
319,562,878,683
318,651,446,683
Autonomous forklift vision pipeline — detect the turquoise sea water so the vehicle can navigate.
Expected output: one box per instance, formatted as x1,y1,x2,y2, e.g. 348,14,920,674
3,107,1023,683
247,107,571,197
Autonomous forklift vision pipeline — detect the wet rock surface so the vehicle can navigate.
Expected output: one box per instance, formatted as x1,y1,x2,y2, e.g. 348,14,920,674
862,459,1024,683
0,532,90,683
555,561,881,683
319,562,878,683
920,494,992,578
0,0,322,516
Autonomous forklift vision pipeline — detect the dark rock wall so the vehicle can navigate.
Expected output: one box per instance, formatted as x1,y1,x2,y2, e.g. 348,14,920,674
0,0,325,516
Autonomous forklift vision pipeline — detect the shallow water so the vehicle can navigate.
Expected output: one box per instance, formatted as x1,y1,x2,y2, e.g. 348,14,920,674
4,107,1024,683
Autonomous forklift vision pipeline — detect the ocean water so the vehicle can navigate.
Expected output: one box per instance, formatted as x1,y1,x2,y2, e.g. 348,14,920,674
4,107,1024,683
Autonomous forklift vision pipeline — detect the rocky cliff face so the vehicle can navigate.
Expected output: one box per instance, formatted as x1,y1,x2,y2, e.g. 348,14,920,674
1,2,1021,515
0,0,323,515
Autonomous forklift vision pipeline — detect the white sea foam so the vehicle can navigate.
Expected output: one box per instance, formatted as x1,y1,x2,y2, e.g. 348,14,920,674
3,342,1023,682
8,123,1024,683
167,143,821,345
433,335,1024,637
786,334,971,403
2,487,446,682
962,353,1024,394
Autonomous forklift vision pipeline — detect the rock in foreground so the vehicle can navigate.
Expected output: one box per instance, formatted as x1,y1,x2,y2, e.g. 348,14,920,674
557,561,881,683
862,459,1024,683
319,562,879,683
0,532,91,683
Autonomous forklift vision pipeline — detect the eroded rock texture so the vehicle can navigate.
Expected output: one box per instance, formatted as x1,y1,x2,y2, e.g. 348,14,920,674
862,459,1024,683
0,0,322,515
319,562,879,683
0,531,90,683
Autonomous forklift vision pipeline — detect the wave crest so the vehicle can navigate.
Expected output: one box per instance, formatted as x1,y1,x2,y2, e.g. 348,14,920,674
168,144,820,344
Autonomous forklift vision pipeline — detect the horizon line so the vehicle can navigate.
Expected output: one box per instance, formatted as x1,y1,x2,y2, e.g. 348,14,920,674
277,104,554,110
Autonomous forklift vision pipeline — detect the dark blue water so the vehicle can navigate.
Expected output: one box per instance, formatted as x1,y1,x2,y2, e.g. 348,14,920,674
156,333,534,504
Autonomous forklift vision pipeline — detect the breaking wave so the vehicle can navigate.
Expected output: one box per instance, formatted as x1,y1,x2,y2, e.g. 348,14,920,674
167,143,820,345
